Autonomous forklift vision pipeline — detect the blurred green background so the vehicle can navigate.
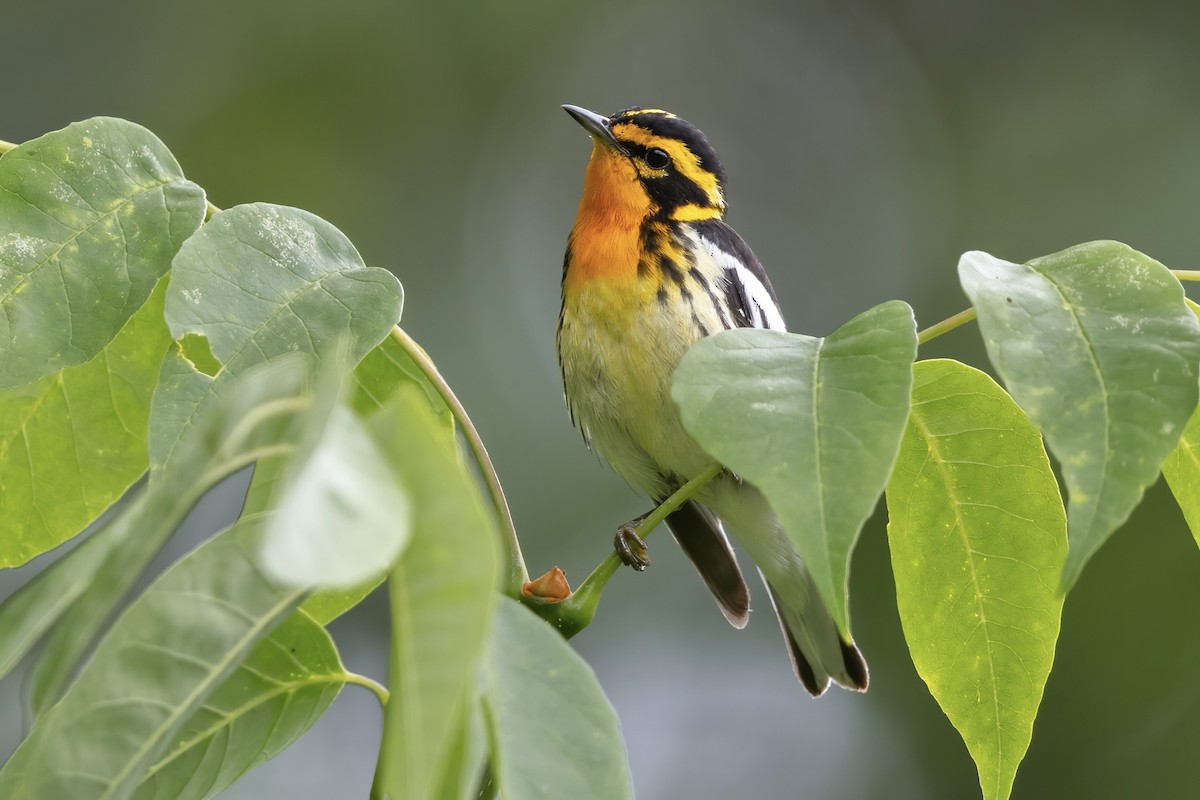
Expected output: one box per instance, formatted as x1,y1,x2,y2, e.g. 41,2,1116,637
5,1,1200,797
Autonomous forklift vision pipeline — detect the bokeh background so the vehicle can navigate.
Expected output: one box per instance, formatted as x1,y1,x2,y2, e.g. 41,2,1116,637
5,1,1200,797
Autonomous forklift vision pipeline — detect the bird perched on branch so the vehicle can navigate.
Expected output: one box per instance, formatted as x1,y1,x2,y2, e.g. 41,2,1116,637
556,104,867,695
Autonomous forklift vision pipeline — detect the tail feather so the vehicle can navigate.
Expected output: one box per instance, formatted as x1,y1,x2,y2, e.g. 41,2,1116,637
764,577,868,696
703,478,869,695
664,500,750,628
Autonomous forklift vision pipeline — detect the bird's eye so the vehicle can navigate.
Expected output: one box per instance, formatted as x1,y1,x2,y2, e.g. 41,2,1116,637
645,148,671,170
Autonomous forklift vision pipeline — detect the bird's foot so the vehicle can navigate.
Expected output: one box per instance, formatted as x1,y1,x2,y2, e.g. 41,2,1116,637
614,513,652,571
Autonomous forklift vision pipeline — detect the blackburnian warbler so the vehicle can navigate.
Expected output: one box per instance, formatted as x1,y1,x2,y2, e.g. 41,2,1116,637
556,104,868,695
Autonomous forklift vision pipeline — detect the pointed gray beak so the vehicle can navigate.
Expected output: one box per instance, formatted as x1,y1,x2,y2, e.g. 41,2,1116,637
562,104,627,154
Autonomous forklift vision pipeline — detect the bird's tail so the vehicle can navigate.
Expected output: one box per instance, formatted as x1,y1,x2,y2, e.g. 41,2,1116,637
704,478,868,696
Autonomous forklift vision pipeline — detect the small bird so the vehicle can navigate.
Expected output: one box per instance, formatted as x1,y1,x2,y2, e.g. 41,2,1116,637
556,104,868,695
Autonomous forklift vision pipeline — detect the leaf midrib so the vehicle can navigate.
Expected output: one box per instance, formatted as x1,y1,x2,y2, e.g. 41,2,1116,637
139,670,345,785
910,407,1004,799
0,174,177,312
96,590,303,800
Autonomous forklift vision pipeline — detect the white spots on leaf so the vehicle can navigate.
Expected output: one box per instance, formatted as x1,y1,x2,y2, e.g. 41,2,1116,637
257,207,321,275
181,287,203,305
49,182,75,204
0,233,41,263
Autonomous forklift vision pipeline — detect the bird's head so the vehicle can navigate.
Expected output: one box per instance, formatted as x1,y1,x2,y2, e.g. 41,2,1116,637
563,104,727,223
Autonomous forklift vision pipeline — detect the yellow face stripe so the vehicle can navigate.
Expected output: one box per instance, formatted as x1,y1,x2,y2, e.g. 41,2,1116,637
670,203,722,222
609,122,725,210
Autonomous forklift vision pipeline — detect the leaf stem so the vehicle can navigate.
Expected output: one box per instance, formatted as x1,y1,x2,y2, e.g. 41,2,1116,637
523,461,725,637
0,139,16,155
343,670,390,707
917,307,977,345
1173,270,1200,282
388,326,527,592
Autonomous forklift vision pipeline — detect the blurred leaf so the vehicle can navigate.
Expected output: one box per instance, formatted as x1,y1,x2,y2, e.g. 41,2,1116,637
0,117,204,389
0,519,307,800
1160,299,1200,548
0,279,169,569
131,609,345,800
886,359,1066,800
960,242,1200,589
482,598,633,800
376,388,499,800
433,701,488,800
260,403,411,589
152,202,402,470
295,331,454,624
672,300,917,634
27,358,320,716
0,508,126,683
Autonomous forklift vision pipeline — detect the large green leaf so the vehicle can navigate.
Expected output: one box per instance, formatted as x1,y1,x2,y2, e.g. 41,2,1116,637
433,701,489,800
348,327,448,421
482,598,633,800
886,359,1066,800
26,357,322,716
131,609,345,800
0,507,125,683
151,202,402,470
959,241,1200,589
376,388,499,800
1160,299,1200,548
0,278,170,569
0,519,307,800
295,330,454,625
672,300,917,634
0,117,204,389
259,404,412,589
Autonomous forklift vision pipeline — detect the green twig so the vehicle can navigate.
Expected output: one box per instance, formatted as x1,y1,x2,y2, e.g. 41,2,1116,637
388,326,527,592
524,461,725,638
343,670,390,707
917,307,977,345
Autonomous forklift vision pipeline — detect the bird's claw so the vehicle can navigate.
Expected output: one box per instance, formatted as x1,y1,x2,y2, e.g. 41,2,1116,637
615,523,651,571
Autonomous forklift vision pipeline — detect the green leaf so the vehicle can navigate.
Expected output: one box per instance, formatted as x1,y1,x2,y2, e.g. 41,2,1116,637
295,579,385,627
0,117,205,389
886,359,1066,800
26,357,322,716
259,404,412,589
0,507,126,683
959,241,1200,589
0,518,307,800
1160,299,1200,548
433,701,488,800
151,202,402,470
482,598,633,800
376,387,500,800
349,328,448,421
294,331,453,625
131,609,345,800
0,278,170,569
672,300,917,634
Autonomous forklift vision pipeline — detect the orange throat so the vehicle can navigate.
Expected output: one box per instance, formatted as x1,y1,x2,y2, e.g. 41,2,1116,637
564,145,652,294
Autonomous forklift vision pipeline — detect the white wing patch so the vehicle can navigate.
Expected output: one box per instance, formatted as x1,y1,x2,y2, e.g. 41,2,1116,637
691,230,787,332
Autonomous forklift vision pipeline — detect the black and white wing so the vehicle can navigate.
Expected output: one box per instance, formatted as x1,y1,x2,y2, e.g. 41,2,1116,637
689,218,787,332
